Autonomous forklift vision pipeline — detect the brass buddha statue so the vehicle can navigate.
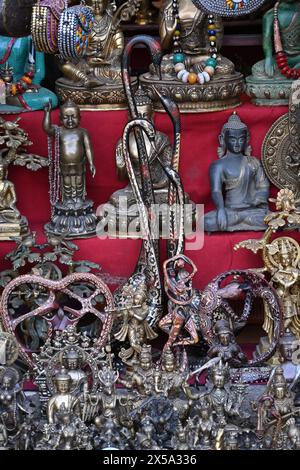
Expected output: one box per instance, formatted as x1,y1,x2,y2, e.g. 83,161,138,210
101,86,194,236
246,0,300,105
47,368,81,424
0,159,27,240
140,0,244,112
204,112,270,232
43,100,98,239
56,0,139,109
0,115,47,240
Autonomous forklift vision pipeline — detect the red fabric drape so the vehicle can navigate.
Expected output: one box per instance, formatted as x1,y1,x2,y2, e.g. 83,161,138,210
2,96,296,290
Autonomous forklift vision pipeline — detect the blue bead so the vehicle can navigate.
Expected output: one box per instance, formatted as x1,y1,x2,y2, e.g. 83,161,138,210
208,30,216,36
173,53,185,64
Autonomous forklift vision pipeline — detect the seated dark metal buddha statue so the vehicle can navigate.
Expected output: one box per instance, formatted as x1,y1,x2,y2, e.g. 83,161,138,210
204,112,270,232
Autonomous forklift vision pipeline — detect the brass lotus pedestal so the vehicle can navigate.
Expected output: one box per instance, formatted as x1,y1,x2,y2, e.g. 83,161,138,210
140,73,244,113
44,200,98,240
55,78,139,111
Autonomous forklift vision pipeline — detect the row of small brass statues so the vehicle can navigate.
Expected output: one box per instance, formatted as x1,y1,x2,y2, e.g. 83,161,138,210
0,0,299,112
0,323,300,451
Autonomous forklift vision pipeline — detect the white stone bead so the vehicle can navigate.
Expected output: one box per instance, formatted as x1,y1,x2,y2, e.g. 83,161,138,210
177,69,186,80
181,71,189,83
174,62,185,73
203,71,211,82
197,72,205,85
204,66,215,77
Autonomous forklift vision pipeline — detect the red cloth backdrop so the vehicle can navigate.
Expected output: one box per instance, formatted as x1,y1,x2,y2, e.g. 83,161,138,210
2,96,298,291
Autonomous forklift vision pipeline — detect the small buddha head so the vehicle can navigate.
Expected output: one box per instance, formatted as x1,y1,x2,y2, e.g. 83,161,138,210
91,0,109,15
134,86,153,122
219,112,250,158
64,348,80,371
272,366,288,400
139,344,152,370
276,239,294,269
54,367,72,394
211,359,229,389
214,319,233,347
161,349,176,373
278,330,298,362
60,100,81,129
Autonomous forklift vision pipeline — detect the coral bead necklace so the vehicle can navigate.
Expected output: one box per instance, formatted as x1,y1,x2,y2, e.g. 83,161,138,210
274,1,300,80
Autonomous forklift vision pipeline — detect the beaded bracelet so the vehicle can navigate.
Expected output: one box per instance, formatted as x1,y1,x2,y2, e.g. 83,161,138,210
58,4,94,61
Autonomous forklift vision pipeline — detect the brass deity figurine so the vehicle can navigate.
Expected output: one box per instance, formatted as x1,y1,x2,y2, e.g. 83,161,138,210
114,281,158,364
207,319,248,367
246,0,300,106
47,367,81,424
0,116,48,240
56,0,140,109
118,344,156,397
235,189,300,361
201,360,249,428
43,100,98,239
140,0,244,112
204,112,270,232
254,366,300,449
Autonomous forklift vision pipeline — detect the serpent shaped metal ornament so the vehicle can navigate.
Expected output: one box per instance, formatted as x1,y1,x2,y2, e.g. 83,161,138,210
121,35,163,326
0,272,114,368
120,35,186,326
120,36,186,325
200,270,283,366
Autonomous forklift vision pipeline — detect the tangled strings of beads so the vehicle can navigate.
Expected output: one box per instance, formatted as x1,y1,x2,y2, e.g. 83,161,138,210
172,1,218,85
48,126,61,214
274,1,300,80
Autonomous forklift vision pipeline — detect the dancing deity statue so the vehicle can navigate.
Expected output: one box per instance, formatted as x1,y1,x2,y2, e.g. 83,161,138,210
0,35,57,112
204,112,270,232
246,0,300,105
43,100,98,239
47,368,81,424
56,0,140,109
140,0,244,112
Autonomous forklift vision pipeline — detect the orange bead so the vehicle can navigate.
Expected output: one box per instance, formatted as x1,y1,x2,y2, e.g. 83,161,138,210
188,73,198,85
22,76,32,85
11,84,17,96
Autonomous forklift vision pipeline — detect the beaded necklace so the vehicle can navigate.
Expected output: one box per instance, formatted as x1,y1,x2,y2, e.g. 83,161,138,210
171,0,219,85
274,1,300,80
48,126,61,214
